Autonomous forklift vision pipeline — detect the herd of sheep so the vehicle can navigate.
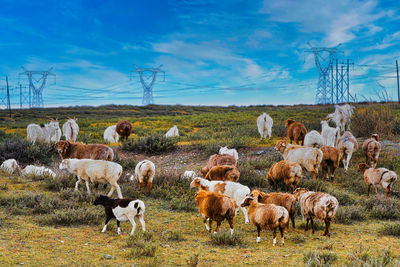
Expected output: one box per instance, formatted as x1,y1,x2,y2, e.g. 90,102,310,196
0,103,398,245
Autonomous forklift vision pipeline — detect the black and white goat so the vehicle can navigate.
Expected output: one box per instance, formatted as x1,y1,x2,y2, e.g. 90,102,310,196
93,195,146,235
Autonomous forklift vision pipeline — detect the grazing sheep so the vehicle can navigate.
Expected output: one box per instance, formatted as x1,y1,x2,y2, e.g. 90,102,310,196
336,131,358,171
362,134,381,168
241,190,289,245
190,177,250,224
320,120,340,147
358,163,397,198
294,188,339,236
165,125,179,137
104,125,119,143
27,119,60,144
201,154,237,176
50,119,62,143
275,140,323,180
266,160,302,192
22,165,56,178
183,170,196,180
62,116,79,142
320,146,340,180
304,130,324,148
219,146,239,161
93,195,145,235
327,104,355,132
56,140,114,161
116,120,132,141
195,190,237,235
134,160,155,192
205,165,240,182
1,159,20,174
285,119,307,145
59,159,123,198
257,112,273,139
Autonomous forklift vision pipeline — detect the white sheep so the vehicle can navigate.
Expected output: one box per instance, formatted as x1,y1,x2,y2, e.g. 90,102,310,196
27,119,60,144
219,146,239,161
257,112,273,139
304,130,324,148
327,104,355,132
183,170,196,180
320,120,340,147
104,125,119,143
22,165,56,178
133,160,156,192
1,159,20,174
62,117,79,142
336,131,358,171
165,125,179,137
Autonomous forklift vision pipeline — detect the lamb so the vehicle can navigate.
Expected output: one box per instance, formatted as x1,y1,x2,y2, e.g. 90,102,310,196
21,165,56,178
327,104,355,132
1,159,20,174
190,177,250,224
336,131,358,171
241,190,289,245
116,120,132,141
358,163,397,198
133,160,155,192
62,116,79,142
183,170,196,180
266,160,302,192
27,119,60,144
93,195,145,235
285,119,307,145
362,134,381,168
219,146,239,161
56,140,114,161
320,146,340,180
201,154,236,176
304,130,324,148
205,165,240,182
294,188,339,236
195,190,237,235
275,140,323,180
104,125,119,143
165,125,179,137
59,159,123,198
257,112,273,139
320,120,340,147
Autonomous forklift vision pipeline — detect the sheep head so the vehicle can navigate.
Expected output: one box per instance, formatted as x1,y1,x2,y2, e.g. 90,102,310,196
357,163,371,173
275,140,288,153
371,134,379,142
190,178,201,189
240,195,254,207
293,188,308,200
285,119,295,128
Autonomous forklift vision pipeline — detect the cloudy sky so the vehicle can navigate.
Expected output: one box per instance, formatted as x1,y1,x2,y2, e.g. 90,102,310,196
0,0,399,107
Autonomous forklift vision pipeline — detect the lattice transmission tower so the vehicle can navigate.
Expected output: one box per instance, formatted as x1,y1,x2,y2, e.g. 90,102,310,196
131,65,165,105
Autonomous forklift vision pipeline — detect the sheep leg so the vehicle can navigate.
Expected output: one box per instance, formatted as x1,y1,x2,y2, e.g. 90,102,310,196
323,218,331,237
279,225,285,246
147,181,152,192
202,217,210,232
107,184,115,198
139,181,145,190
209,220,214,234
128,216,137,236
367,184,371,198
101,216,113,233
117,220,121,235
228,218,234,235
138,215,146,232
310,217,315,234
256,225,261,243
75,177,81,191
272,229,277,246
374,185,379,197
112,182,123,199
291,214,296,229
85,181,91,195
241,207,249,224
305,218,309,231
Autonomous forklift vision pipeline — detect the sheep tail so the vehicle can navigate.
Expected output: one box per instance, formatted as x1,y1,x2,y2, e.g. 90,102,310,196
326,200,336,217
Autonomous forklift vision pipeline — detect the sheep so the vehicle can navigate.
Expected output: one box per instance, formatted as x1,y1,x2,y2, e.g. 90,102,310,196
50,119,62,143
104,125,119,143
56,140,114,161
327,104,355,132
320,146,340,180
21,165,56,178
241,190,289,245
285,119,307,145
320,120,340,147
336,131,358,171
358,163,397,198
59,158,123,198
1,159,20,174
275,140,323,180
304,130,324,148
201,154,236,176
93,195,145,235
257,112,273,139
134,160,155,192
27,119,60,144
362,134,381,168
293,188,339,236
252,189,297,229
190,177,250,224
195,190,237,235
219,146,239,161
266,160,302,192
183,170,196,180
205,165,240,182
116,120,132,141
165,125,179,137
62,116,79,142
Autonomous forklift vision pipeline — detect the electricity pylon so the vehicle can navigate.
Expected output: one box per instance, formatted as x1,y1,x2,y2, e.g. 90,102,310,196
131,65,165,105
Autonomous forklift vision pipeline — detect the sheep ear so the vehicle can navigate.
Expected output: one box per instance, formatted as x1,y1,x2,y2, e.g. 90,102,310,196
257,195,263,202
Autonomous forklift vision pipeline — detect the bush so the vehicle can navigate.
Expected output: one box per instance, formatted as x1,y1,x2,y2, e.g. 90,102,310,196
163,230,185,242
329,189,357,206
210,231,245,247
335,205,367,224
37,206,102,226
170,196,197,212
379,223,400,237
361,198,400,220
122,135,177,154
351,104,394,137
298,179,328,192
44,174,75,191
303,251,338,267
187,254,200,267
345,245,399,267
126,231,158,258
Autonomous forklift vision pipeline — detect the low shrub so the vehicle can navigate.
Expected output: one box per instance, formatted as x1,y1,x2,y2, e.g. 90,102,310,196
0,192,64,215
351,104,394,138
329,189,357,206
298,179,328,192
37,206,102,226
335,205,367,224
43,174,75,191
210,231,245,247
163,230,185,242
126,231,158,258
122,135,177,154
303,251,338,267
187,254,200,267
297,221,325,231
345,245,399,267
379,223,400,237
170,196,197,212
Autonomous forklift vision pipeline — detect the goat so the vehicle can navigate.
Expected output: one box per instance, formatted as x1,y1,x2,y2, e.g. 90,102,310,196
62,116,79,142
336,131,358,171
267,160,302,192
285,119,307,145
257,112,273,139
116,120,132,141
358,163,397,198
134,160,155,192
362,134,381,168
104,125,119,143
201,154,236,176
304,130,324,148
320,120,340,147
56,140,114,161
205,165,240,182
320,146,340,180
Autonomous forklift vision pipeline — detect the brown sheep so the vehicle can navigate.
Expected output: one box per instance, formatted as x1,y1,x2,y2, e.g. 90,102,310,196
320,146,340,180
205,165,240,182
56,140,114,161
201,154,236,176
116,120,132,141
285,119,307,145
266,160,302,192
195,190,237,235
358,163,397,198
362,134,381,168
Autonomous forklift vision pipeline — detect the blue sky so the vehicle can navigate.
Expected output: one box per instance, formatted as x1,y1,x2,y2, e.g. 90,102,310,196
0,0,399,107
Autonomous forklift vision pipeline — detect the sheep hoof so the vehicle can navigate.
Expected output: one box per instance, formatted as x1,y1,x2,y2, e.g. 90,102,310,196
245,221,249,224
213,232,217,235
256,237,261,243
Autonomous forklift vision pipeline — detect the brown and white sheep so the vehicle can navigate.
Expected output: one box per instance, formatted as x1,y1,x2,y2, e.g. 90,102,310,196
116,120,132,141
133,160,155,192
195,190,237,235
56,140,114,161
201,154,236,176
336,131,358,171
285,119,307,145
362,134,381,168
205,165,240,182
320,146,340,180
358,163,397,198
266,160,302,192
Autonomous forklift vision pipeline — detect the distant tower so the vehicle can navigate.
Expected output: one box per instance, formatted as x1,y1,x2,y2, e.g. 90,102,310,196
131,65,165,105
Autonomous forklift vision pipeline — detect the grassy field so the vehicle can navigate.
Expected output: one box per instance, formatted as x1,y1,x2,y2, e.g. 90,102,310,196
0,103,400,266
